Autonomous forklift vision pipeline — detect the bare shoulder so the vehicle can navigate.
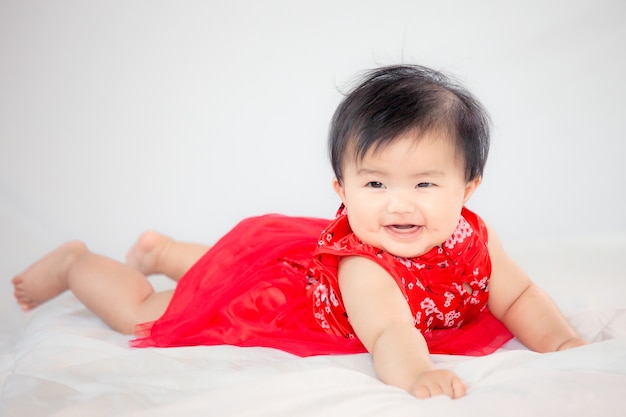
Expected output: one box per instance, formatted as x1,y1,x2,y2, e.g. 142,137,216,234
338,256,407,311
338,256,396,291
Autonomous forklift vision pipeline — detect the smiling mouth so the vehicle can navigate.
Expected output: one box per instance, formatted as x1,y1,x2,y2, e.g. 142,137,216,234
385,224,422,236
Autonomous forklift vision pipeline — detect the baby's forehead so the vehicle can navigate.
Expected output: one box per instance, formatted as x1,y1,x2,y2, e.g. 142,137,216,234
339,131,465,179
350,129,458,160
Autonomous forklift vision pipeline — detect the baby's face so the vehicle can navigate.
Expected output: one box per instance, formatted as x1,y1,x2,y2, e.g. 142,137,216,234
333,131,479,258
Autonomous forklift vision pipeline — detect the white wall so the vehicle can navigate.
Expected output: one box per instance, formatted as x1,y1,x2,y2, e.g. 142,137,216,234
1,0,625,273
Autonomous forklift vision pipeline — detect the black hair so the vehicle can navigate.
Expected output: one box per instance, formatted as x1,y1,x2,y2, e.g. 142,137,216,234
328,64,490,183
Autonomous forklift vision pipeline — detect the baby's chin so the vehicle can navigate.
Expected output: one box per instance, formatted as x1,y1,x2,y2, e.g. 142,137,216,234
376,242,438,259
392,248,434,259
353,229,440,258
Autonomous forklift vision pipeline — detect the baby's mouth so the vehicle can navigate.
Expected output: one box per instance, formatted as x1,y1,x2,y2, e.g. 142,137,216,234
386,224,421,235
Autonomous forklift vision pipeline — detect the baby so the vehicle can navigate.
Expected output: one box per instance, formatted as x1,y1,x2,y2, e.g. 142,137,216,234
13,64,586,399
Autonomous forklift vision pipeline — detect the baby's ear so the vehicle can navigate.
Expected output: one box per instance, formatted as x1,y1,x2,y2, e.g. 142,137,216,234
333,178,346,202
463,177,481,203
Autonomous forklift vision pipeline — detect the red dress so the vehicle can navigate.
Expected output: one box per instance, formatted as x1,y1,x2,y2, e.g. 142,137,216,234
131,207,513,356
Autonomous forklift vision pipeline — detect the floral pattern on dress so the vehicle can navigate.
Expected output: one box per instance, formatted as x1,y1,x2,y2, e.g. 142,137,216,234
307,207,492,340
444,216,473,250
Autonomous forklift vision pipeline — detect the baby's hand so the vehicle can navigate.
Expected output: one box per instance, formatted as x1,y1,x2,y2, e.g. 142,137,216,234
408,369,466,399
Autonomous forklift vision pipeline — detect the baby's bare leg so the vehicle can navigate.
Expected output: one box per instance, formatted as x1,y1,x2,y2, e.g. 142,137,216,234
12,241,172,334
126,231,210,282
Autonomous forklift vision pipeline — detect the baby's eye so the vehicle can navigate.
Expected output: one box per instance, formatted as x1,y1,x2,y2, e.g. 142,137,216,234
416,182,435,188
366,181,386,189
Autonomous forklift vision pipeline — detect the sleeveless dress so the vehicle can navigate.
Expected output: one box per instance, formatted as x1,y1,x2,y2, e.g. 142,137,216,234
131,207,513,357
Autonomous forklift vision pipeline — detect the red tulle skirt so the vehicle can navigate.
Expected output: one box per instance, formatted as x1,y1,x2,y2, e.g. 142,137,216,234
131,214,512,357
131,215,367,356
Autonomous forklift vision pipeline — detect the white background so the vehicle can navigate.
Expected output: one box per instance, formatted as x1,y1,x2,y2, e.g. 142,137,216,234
1,0,625,275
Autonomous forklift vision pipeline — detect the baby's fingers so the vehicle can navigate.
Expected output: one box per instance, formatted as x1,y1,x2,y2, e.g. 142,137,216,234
450,375,467,398
409,370,466,399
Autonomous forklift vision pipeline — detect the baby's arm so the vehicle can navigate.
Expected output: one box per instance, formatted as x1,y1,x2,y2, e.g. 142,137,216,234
486,224,586,352
338,256,466,399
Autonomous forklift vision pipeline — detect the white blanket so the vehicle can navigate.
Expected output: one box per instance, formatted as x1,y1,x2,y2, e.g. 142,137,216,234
2,238,625,417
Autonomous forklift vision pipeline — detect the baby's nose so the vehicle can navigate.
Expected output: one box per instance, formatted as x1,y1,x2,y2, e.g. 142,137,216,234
386,192,416,213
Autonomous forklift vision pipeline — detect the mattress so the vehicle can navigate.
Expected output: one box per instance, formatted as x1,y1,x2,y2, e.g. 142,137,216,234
1,236,625,417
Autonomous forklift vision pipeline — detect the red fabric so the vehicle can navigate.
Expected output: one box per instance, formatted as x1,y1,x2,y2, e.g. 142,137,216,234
309,206,513,355
131,208,512,357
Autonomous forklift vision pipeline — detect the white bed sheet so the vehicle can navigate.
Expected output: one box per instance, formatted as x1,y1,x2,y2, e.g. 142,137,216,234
2,237,626,417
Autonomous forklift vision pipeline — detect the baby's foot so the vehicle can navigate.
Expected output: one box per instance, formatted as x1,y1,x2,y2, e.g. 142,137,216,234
12,241,87,311
125,231,173,276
